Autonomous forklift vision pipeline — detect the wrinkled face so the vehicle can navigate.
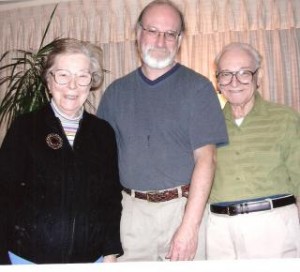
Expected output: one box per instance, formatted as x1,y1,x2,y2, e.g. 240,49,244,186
217,48,259,108
47,53,91,117
136,4,182,70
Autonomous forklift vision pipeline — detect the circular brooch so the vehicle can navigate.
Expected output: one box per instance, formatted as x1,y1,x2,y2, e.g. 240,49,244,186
46,133,63,150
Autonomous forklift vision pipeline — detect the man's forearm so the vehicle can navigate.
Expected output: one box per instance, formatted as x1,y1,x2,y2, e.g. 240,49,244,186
181,144,216,229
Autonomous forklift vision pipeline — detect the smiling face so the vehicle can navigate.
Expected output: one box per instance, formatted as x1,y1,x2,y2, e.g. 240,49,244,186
217,48,260,111
136,3,182,71
47,53,91,118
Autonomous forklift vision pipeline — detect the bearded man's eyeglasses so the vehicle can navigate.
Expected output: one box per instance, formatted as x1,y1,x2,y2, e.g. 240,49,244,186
139,23,181,42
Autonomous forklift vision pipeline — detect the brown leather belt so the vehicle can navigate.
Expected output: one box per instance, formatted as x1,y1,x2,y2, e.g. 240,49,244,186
210,194,296,216
123,184,190,203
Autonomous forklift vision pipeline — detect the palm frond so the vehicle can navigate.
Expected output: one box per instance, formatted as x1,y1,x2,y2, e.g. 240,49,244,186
39,4,58,49
0,5,58,129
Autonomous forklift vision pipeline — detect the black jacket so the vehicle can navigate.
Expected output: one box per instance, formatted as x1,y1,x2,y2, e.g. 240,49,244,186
0,104,123,264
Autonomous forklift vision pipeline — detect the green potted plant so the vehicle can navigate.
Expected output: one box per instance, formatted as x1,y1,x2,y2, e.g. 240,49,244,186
0,5,58,129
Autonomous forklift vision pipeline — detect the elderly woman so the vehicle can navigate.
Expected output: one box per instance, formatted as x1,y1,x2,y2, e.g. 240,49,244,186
0,38,123,264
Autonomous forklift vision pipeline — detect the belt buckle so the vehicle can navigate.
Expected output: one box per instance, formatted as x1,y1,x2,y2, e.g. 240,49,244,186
247,199,273,212
265,198,274,209
226,206,233,216
146,191,158,202
226,205,238,216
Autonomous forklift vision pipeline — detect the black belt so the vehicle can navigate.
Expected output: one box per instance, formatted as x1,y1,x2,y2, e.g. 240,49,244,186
210,194,296,216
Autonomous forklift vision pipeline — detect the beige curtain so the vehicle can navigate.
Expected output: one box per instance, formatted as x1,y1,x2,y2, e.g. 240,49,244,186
0,0,300,140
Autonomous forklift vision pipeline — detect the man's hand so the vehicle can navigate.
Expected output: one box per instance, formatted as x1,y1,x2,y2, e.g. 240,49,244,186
165,224,198,261
165,144,216,261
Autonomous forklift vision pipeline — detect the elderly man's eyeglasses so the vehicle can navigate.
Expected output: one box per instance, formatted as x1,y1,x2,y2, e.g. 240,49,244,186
49,69,92,86
139,23,181,42
216,69,258,86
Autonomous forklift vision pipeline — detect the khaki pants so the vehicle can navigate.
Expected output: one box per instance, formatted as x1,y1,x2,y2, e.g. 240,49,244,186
118,191,207,261
206,204,300,259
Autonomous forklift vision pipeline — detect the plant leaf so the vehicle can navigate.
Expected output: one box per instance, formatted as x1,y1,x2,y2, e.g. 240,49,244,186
0,5,58,129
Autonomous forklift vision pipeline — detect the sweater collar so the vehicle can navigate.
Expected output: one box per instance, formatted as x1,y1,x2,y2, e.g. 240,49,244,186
50,99,83,121
138,63,181,86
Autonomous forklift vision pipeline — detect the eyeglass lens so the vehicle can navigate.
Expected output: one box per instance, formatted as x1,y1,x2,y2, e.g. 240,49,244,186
140,24,179,41
217,70,257,85
51,70,92,86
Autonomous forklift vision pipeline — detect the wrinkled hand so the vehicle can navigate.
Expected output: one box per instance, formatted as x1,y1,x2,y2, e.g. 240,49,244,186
103,254,117,263
165,225,198,261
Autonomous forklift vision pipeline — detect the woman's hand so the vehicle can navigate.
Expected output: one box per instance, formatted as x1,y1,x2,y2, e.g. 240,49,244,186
103,254,117,263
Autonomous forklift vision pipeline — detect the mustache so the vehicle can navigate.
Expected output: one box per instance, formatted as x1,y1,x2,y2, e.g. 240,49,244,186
145,45,168,53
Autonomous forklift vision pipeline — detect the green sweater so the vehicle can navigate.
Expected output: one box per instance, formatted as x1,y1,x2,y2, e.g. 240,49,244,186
210,92,300,203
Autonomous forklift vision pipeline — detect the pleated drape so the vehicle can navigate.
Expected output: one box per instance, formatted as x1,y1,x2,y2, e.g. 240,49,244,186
0,0,300,141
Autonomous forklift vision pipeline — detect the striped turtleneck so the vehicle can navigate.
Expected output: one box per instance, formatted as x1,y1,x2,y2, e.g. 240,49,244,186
50,100,83,147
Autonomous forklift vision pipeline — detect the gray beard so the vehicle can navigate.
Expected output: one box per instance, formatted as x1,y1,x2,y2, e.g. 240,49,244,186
142,52,174,69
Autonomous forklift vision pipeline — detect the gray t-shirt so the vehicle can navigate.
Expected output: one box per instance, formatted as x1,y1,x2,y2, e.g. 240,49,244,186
98,64,228,190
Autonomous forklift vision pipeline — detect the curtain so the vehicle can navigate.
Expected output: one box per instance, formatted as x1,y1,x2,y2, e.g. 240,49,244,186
0,0,299,140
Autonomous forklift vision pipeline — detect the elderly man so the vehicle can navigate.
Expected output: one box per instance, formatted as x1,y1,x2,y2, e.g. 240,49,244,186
207,42,300,259
98,0,228,261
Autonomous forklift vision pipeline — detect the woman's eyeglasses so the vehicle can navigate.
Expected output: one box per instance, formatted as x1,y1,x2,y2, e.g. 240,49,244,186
49,69,92,86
